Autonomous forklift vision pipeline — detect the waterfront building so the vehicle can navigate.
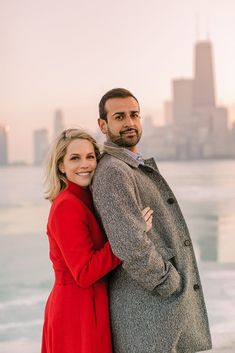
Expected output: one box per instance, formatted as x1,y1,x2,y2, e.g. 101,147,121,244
168,40,234,159
193,41,216,109
34,129,49,165
0,125,8,166
164,101,173,126
54,109,65,139
172,79,194,125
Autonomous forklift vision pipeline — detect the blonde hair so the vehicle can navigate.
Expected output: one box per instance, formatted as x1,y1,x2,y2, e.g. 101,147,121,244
44,128,100,202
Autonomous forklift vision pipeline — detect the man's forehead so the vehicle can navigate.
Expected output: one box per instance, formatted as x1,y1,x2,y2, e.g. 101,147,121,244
105,97,139,113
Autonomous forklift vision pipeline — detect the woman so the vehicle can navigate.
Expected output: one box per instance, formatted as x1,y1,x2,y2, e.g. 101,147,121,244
41,128,153,353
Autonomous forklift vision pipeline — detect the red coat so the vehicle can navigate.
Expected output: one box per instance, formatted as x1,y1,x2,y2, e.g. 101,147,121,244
41,181,121,353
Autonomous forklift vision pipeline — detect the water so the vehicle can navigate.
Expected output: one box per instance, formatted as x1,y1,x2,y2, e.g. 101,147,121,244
0,161,235,353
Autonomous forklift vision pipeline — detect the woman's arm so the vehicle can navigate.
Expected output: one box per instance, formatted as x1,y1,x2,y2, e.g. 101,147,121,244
51,198,121,288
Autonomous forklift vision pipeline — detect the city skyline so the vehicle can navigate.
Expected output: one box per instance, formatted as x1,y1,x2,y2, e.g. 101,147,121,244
142,40,235,160
1,0,235,162
1,38,235,164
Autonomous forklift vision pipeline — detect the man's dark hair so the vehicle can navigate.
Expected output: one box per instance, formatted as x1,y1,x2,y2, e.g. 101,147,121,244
99,88,139,120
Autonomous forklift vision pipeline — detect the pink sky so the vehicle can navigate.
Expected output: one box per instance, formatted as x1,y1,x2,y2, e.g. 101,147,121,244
1,0,235,162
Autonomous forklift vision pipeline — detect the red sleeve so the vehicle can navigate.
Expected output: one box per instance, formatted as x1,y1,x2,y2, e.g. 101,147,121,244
51,198,121,288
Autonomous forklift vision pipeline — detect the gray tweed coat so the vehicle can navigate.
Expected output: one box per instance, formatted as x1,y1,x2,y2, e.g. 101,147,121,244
92,142,212,353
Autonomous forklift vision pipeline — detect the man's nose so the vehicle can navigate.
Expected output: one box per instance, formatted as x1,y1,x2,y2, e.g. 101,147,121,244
124,115,135,126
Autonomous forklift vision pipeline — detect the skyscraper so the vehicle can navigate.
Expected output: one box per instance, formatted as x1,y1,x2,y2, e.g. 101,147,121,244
54,109,65,139
34,129,49,165
168,39,234,160
172,79,194,124
0,125,8,166
193,41,216,108
164,101,173,126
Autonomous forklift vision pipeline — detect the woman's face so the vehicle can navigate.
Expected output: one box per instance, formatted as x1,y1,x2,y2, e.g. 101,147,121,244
59,138,97,188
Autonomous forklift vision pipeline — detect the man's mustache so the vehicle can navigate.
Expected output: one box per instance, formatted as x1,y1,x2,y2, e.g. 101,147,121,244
120,128,138,135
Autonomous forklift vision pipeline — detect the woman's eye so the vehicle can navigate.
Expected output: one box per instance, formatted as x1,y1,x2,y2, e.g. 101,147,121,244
71,156,79,160
87,155,95,159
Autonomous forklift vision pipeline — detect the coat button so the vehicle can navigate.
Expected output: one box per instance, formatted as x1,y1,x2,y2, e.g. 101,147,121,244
184,239,191,246
167,197,175,204
193,284,200,291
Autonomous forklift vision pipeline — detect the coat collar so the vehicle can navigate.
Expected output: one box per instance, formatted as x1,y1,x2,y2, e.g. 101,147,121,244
103,141,159,172
103,141,139,168
66,181,93,210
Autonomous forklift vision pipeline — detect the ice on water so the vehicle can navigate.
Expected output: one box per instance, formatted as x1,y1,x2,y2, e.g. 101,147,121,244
0,161,235,353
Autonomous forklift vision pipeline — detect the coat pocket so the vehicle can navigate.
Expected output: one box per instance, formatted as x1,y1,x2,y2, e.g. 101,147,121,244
157,247,183,297
158,246,178,269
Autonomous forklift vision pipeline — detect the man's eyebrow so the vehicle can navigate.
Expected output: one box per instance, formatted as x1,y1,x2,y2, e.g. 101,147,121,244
112,110,139,116
112,111,125,116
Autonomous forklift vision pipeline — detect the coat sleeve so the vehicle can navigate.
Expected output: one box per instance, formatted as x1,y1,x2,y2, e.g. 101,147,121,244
51,198,121,288
92,163,181,298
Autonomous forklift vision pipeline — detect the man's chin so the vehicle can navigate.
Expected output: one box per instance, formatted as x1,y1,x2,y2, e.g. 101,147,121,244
113,136,140,148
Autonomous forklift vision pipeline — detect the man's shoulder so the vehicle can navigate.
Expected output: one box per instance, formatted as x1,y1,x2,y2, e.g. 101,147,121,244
97,153,130,172
93,153,133,186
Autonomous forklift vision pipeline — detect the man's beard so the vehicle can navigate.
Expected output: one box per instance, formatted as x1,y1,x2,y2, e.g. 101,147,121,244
107,127,142,148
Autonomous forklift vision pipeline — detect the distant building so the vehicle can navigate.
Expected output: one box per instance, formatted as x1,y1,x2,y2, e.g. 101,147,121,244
142,39,235,160
232,121,235,143
139,116,160,157
0,125,8,166
164,101,173,126
140,121,176,160
142,115,156,136
200,106,232,158
172,79,194,125
34,129,49,165
191,41,231,158
54,109,65,139
193,41,216,108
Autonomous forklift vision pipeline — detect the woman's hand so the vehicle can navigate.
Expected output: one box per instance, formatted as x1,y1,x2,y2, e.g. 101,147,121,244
141,207,153,233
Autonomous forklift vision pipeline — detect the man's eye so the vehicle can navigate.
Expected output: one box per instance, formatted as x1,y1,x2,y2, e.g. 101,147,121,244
115,115,123,120
132,113,139,118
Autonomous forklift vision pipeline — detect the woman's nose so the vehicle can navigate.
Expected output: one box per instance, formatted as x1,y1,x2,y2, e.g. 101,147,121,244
79,160,89,169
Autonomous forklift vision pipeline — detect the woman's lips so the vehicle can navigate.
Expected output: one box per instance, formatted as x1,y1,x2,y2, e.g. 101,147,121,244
76,172,91,176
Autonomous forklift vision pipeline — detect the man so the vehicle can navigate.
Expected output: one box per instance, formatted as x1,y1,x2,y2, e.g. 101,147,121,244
92,88,212,353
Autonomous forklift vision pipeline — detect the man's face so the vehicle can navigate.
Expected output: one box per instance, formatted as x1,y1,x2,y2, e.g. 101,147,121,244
98,97,142,152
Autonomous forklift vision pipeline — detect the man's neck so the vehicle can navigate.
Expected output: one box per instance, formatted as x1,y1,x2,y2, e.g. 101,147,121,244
126,146,138,153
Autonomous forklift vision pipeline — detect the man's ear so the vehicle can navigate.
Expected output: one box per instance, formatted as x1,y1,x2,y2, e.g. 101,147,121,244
98,118,108,135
